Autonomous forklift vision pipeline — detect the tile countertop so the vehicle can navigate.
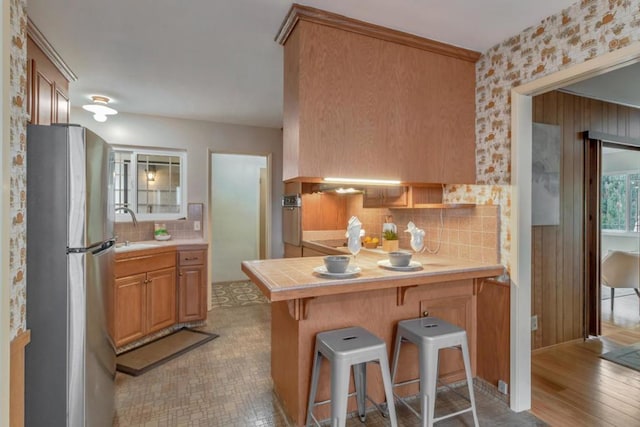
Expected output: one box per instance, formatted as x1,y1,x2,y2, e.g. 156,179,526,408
114,238,208,258
241,249,505,302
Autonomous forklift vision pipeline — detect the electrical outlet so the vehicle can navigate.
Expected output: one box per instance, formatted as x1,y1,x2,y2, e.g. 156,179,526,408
498,380,509,395
193,220,201,231
531,315,538,331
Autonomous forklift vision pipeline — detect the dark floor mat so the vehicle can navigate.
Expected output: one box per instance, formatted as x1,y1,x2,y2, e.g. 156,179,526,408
116,328,218,376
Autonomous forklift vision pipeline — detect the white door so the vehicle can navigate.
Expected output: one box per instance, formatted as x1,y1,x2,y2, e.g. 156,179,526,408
211,153,267,283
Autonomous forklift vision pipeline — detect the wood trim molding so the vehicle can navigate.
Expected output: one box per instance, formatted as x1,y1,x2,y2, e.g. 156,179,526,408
286,297,314,320
275,4,481,63
584,131,640,148
10,330,31,427
27,17,77,82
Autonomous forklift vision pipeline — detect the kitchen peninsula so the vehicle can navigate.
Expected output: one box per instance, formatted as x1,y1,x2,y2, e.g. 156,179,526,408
241,247,505,426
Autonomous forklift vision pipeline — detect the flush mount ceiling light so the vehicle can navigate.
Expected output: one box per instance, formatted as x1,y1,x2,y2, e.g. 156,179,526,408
82,95,117,122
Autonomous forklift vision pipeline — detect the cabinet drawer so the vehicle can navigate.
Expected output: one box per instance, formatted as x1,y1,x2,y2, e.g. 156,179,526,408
178,250,205,266
115,251,176,278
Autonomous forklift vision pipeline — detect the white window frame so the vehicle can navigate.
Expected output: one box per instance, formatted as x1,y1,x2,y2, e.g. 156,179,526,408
113,146,188,222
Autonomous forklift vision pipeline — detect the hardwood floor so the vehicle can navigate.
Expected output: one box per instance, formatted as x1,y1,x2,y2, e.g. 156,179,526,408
532,293,640,426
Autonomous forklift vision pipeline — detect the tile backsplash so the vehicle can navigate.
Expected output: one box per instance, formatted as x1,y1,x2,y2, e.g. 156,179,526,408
115,202,204,242
331,195,500,264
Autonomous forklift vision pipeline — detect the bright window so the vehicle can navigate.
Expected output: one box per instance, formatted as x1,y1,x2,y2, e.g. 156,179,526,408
601,172,640,232
113,148,187,221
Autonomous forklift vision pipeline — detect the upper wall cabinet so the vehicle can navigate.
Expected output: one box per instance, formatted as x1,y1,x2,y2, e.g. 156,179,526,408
27,19,77,125
278,5,480,184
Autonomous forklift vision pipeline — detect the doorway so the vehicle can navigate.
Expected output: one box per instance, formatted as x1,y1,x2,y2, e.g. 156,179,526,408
210,153,269,284
589,142,640,332
510,44,640,411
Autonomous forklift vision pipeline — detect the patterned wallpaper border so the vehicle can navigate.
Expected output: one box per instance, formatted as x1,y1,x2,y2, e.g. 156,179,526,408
9,0,27,340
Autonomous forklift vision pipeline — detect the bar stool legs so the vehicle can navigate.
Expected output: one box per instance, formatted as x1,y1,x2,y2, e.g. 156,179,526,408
391,317,479,427
305,326,398,427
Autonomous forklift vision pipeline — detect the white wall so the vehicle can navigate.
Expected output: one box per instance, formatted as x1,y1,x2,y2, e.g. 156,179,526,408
70,107,284,258
211,154,266,282
601,149,640,255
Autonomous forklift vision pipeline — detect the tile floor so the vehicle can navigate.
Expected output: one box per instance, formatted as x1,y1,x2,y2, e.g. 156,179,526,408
113,282,547,426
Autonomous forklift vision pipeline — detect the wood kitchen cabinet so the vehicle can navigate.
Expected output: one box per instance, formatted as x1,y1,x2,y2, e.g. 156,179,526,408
112,251,177,347
476,279,510,388
362,186,408,208
419,294,473,382
278,5,479,184
177,249,208,322
27,33,70,125
284,243,303,258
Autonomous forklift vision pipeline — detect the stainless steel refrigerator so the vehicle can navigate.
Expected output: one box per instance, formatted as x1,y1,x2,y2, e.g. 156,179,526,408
25,124,115,427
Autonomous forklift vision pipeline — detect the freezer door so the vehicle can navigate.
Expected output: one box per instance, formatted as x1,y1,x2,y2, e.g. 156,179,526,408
68,242,115,427
68,126,114,249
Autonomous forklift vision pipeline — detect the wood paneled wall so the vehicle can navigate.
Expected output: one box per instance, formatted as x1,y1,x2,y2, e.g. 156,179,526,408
531,91,640,349
301,193,348,230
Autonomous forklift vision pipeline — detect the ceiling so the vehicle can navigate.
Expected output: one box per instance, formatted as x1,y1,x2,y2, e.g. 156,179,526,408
28,0,580,128
562,62,640,110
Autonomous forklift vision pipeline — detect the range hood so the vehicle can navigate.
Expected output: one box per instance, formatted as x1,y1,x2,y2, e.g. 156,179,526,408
310,183,365,194
301,179,404,194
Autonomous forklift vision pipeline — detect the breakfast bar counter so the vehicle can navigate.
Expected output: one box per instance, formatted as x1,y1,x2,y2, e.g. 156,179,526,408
241,251,505,426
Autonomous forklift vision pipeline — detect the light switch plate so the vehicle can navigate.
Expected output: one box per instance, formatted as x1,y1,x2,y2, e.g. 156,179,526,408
194,220,201,231
498,380,508,395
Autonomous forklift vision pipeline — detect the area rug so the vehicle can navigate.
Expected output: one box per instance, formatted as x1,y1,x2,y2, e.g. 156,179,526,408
211,280,268,308
116,328,218,376
601,342,640,372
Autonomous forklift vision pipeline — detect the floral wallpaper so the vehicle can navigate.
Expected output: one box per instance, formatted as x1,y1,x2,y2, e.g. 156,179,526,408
476,0,640,185
9,0,27,340
445,0,640,274
8,0,640,336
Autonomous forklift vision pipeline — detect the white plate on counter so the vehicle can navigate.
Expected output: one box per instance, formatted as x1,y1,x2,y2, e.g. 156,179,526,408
377,260,423,271
313,265,361,279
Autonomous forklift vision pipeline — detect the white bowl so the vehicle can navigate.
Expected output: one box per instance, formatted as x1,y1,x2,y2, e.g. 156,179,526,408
388,251,412,267
323,255,350,273
154,234,171,241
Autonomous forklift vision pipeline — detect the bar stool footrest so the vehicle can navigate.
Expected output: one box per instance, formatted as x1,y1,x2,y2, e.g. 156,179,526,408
433,406,475,423
393,393,422,419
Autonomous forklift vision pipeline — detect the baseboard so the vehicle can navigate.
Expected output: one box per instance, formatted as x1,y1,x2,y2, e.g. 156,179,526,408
10,330,30,427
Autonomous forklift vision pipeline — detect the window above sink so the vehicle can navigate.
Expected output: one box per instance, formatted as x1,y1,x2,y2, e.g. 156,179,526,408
113,147,187,222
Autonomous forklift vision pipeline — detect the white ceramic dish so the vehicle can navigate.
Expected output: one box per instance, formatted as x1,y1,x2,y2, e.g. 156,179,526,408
313,265,361,279
154,234,171,241
377,260,423,271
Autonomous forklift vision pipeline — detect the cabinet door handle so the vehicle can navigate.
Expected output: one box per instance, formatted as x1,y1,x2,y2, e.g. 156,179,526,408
184,257,198,261
179,272,183,277
422,311,429,317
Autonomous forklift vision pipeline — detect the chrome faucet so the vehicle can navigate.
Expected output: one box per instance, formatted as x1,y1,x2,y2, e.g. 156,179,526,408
115,206,138,227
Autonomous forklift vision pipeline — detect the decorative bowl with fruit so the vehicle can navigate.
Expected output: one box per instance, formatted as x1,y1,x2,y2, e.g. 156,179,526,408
363,236,379,249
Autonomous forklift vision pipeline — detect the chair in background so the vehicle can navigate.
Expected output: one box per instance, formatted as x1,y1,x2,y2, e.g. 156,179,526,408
601,250,640,312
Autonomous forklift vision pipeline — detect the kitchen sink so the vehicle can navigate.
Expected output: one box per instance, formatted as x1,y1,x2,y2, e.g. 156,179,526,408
114,242,160,253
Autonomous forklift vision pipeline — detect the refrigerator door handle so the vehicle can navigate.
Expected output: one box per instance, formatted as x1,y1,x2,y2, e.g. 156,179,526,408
68,238,115,254
92,239,116,254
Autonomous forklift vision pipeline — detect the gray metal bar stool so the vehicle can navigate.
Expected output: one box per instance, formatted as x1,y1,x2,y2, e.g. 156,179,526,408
306,326,398,427
390,317,479,427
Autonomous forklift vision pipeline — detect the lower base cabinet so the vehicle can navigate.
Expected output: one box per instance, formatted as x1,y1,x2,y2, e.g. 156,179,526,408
114,273,146,345
113,263,177,347
419,294,473,382
178,249,207,322
147,267,178,333
112,245,207,348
